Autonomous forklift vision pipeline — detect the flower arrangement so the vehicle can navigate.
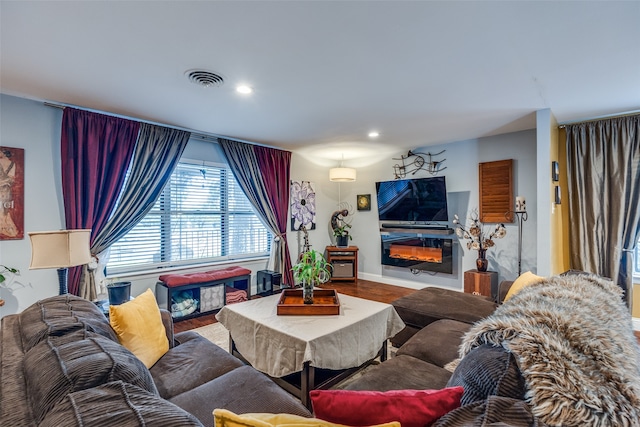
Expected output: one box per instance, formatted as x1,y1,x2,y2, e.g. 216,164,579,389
453,211,506,252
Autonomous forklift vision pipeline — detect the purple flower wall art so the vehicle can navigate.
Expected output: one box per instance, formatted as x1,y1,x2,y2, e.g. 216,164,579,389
290,180,316,231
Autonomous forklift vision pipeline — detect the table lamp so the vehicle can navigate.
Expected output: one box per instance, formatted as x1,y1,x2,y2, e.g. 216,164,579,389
29,229,92,295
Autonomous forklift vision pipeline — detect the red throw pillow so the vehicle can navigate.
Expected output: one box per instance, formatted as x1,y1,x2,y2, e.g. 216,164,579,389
310,387,463,427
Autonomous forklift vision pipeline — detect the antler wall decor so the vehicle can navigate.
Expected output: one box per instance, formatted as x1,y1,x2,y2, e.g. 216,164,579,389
392,150,446,179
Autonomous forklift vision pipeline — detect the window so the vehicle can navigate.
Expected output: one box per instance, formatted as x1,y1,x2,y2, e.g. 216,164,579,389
107,161,270,273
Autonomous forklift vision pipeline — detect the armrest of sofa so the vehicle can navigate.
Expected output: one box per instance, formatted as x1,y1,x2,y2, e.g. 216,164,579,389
159,309,175,348
497,281,514,304
174,331,204,346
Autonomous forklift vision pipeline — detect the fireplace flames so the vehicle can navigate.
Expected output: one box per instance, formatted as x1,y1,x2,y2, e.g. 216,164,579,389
389,245,443,264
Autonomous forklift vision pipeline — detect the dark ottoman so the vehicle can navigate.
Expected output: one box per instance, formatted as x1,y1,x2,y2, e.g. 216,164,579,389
391,287,497,346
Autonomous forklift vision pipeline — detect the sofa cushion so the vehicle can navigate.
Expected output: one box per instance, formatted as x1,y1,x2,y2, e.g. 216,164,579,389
23,334,158,424
150,331,244,399
170,365,311,427
396,319,471,368
159,266,251,287
18,294,118,352
341,355,452,392
446,344,526,405
109,288,169,368
213,409,400,427
39,381,203,427
310,387,463,427
392,287,497,330
432,395,545,427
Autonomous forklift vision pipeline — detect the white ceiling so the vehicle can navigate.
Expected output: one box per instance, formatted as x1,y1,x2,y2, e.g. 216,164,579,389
1,1,639,163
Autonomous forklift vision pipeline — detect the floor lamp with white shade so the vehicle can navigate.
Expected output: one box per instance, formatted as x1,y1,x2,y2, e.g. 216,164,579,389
28,229,92,295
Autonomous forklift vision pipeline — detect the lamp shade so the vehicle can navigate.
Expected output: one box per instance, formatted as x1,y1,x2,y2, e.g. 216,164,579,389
329,167,357,182
29,229,92,269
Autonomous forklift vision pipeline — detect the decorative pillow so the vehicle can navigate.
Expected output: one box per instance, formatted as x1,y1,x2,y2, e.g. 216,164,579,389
212,409,400,427
109,288,169,368
23,334,158,424
446,344,526,406
40,381,202,427
503,271,544,301
310,387,463,427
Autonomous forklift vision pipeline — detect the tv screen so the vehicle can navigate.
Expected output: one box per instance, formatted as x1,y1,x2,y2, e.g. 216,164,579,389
376,176,448,222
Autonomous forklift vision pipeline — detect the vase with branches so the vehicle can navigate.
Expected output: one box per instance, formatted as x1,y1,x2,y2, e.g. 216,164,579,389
453,210,506,272
292,249,331,304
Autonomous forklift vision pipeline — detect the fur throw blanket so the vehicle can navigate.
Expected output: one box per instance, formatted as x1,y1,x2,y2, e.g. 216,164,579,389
457,273,640,427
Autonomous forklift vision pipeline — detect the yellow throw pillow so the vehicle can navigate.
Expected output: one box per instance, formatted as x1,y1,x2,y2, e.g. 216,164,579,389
212,409,400,427
109,288,169,368
504,271,544,302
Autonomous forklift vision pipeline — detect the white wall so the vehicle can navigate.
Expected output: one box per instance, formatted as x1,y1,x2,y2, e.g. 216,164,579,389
290,129,538,291
535,108,555,276
0,95,65,316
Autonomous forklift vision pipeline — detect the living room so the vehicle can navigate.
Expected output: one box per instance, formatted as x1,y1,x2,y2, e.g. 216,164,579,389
1,2,640,426
1,2,639,323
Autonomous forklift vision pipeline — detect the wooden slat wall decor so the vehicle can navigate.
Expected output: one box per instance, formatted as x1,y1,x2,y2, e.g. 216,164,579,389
479,159,513,223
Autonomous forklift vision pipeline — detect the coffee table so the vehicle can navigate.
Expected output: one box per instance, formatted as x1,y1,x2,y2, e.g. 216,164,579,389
215,292,405,408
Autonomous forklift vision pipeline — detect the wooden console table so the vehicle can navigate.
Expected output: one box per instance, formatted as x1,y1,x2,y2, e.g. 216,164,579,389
325,246,358,283
464,269,498,301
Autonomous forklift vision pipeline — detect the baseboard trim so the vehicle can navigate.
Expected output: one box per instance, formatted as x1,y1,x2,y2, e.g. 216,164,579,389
358,272,459,291
633,317,640,331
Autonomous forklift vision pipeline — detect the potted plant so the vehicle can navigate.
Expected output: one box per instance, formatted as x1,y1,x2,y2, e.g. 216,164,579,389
0,265,18,285
333,223,352,248
0,265,19,308
292,250,331,304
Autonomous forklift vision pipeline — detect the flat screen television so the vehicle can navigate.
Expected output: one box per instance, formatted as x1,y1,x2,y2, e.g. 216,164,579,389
375,176,448,222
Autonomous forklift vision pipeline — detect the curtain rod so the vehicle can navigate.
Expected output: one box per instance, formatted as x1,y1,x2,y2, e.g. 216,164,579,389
557,110,640,129
42,101,280,149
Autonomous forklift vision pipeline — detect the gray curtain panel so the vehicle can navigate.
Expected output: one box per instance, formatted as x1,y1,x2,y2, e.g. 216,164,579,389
565,114,640,309
79,124,190,299
217,138,287,277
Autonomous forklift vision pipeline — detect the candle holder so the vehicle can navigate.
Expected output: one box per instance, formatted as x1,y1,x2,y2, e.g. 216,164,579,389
505,210,528,276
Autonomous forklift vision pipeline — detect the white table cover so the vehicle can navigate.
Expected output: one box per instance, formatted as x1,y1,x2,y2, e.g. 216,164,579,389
216,292,405,378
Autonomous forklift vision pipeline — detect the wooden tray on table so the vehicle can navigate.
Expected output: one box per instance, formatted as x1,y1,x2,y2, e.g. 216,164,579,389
276,289,340,315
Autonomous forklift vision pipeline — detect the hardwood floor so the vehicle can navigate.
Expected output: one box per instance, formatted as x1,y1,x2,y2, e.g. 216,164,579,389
174,279,640,346
173,279,416,333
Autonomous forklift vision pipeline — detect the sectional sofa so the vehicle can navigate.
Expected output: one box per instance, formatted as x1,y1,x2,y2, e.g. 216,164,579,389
0,294,310,426
342,273,640,426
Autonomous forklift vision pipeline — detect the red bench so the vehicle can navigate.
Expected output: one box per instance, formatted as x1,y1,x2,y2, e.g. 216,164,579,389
155,266,251,321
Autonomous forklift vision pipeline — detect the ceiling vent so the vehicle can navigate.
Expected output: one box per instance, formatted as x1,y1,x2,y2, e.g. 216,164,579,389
186,69,224,88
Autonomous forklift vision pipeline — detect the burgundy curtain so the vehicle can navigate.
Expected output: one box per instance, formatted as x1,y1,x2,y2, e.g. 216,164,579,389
255,146,293,286
218,139,294,286
61,108,140,297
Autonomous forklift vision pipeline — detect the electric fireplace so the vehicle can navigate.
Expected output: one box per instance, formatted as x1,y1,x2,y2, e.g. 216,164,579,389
381,232,453,274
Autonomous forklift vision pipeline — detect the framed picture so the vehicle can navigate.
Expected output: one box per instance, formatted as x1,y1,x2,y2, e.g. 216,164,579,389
290,180,316,231
357,194,371,211
0,146,24,240
552,161,560,182
555,185,562,205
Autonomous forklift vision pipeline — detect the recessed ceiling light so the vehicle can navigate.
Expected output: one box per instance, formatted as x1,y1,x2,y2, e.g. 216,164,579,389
236,85,253,94
368,131,380,138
